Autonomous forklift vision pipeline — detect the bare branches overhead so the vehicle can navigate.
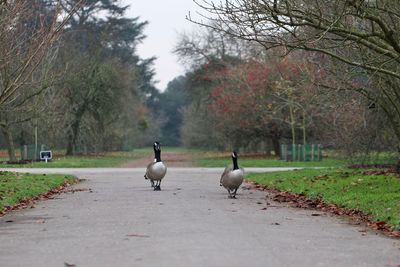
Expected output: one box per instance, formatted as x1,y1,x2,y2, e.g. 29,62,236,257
190,0,400,79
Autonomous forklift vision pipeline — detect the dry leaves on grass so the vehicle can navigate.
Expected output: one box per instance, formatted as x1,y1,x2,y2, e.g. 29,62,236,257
245,181,400,238
0,181,86,217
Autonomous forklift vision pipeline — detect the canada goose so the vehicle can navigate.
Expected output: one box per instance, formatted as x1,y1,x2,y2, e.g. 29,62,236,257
144,141,167,191
220,151,244,198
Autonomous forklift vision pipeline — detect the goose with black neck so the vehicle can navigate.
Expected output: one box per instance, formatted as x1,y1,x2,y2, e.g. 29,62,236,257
144,141,167,191
220,151,244,198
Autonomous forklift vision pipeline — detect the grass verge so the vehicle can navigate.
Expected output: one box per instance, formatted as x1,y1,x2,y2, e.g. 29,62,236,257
0,151,150,168
196,156,345,168
246,168,400,230
0,171,77,212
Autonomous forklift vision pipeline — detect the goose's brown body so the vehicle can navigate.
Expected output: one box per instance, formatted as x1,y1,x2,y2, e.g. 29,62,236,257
144,142,166,190
145,161,167,181
220,152,244,198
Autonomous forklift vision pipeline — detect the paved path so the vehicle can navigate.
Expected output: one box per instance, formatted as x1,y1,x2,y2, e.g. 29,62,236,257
0,168,399,267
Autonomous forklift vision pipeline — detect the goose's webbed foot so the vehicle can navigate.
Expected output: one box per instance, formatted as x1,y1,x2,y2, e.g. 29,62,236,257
153,180,161,190
154,185,161,191
232,189,238,198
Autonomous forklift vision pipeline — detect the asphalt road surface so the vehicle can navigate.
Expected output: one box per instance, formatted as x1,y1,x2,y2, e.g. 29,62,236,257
0,168,399,267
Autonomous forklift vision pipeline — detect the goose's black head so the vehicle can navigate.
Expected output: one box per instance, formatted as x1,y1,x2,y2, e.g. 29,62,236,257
153,141,161,152
231,151,238,159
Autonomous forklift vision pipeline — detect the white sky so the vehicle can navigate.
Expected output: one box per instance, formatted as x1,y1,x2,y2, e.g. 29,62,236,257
121,0,203,91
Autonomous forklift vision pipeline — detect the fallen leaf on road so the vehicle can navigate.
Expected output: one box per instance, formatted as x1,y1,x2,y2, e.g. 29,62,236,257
126,234,150,238
64,262,76,267
64,188,91,193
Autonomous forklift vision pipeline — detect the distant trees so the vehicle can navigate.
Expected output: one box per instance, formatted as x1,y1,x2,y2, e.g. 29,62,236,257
180,58,232,149
156,76,189,146
2,0,397,161
175,27,251,150
172,16,396,158
190,0,400,153
178,50,325,154
55,0,152,155
0,0,160,160
0,0,80,161
208,55,320,155
174,26,323,153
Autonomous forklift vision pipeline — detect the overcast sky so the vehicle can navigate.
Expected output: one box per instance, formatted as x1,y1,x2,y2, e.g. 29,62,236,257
121,0,203,91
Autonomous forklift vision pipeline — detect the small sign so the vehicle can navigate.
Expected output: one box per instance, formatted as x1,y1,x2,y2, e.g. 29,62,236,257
40,151,52,163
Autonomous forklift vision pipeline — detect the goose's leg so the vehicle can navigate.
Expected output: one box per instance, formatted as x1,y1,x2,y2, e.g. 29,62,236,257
232,188,238,198
227,189,233,198
154,180,161,191
153,181,158,190
150,179,154,187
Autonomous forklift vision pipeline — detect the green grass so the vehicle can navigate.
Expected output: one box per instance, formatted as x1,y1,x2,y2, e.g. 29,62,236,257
0,147,198,168
193,149,398,168
247,168,400,229
0,171,77,211
196,156,345,168
0,147,395,168
0,150,150,168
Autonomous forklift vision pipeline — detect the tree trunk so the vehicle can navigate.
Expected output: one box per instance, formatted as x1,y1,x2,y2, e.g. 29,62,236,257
271,136,280,157
0,123,17,162
66,135,74,156
66,119,81,156
302,110,306,145
66,103,88,156
269,122,281,157
94,112,105,151
288,89,296,145
396,146,400,174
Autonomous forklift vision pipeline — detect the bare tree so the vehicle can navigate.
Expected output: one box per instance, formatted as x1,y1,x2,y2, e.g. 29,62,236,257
190,0,400,156
174,24,264,69
191,1,400,77
0,0,80,161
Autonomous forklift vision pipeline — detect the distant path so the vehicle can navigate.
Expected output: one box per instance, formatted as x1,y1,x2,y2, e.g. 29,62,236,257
0,168,399,267
120,151,195,168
